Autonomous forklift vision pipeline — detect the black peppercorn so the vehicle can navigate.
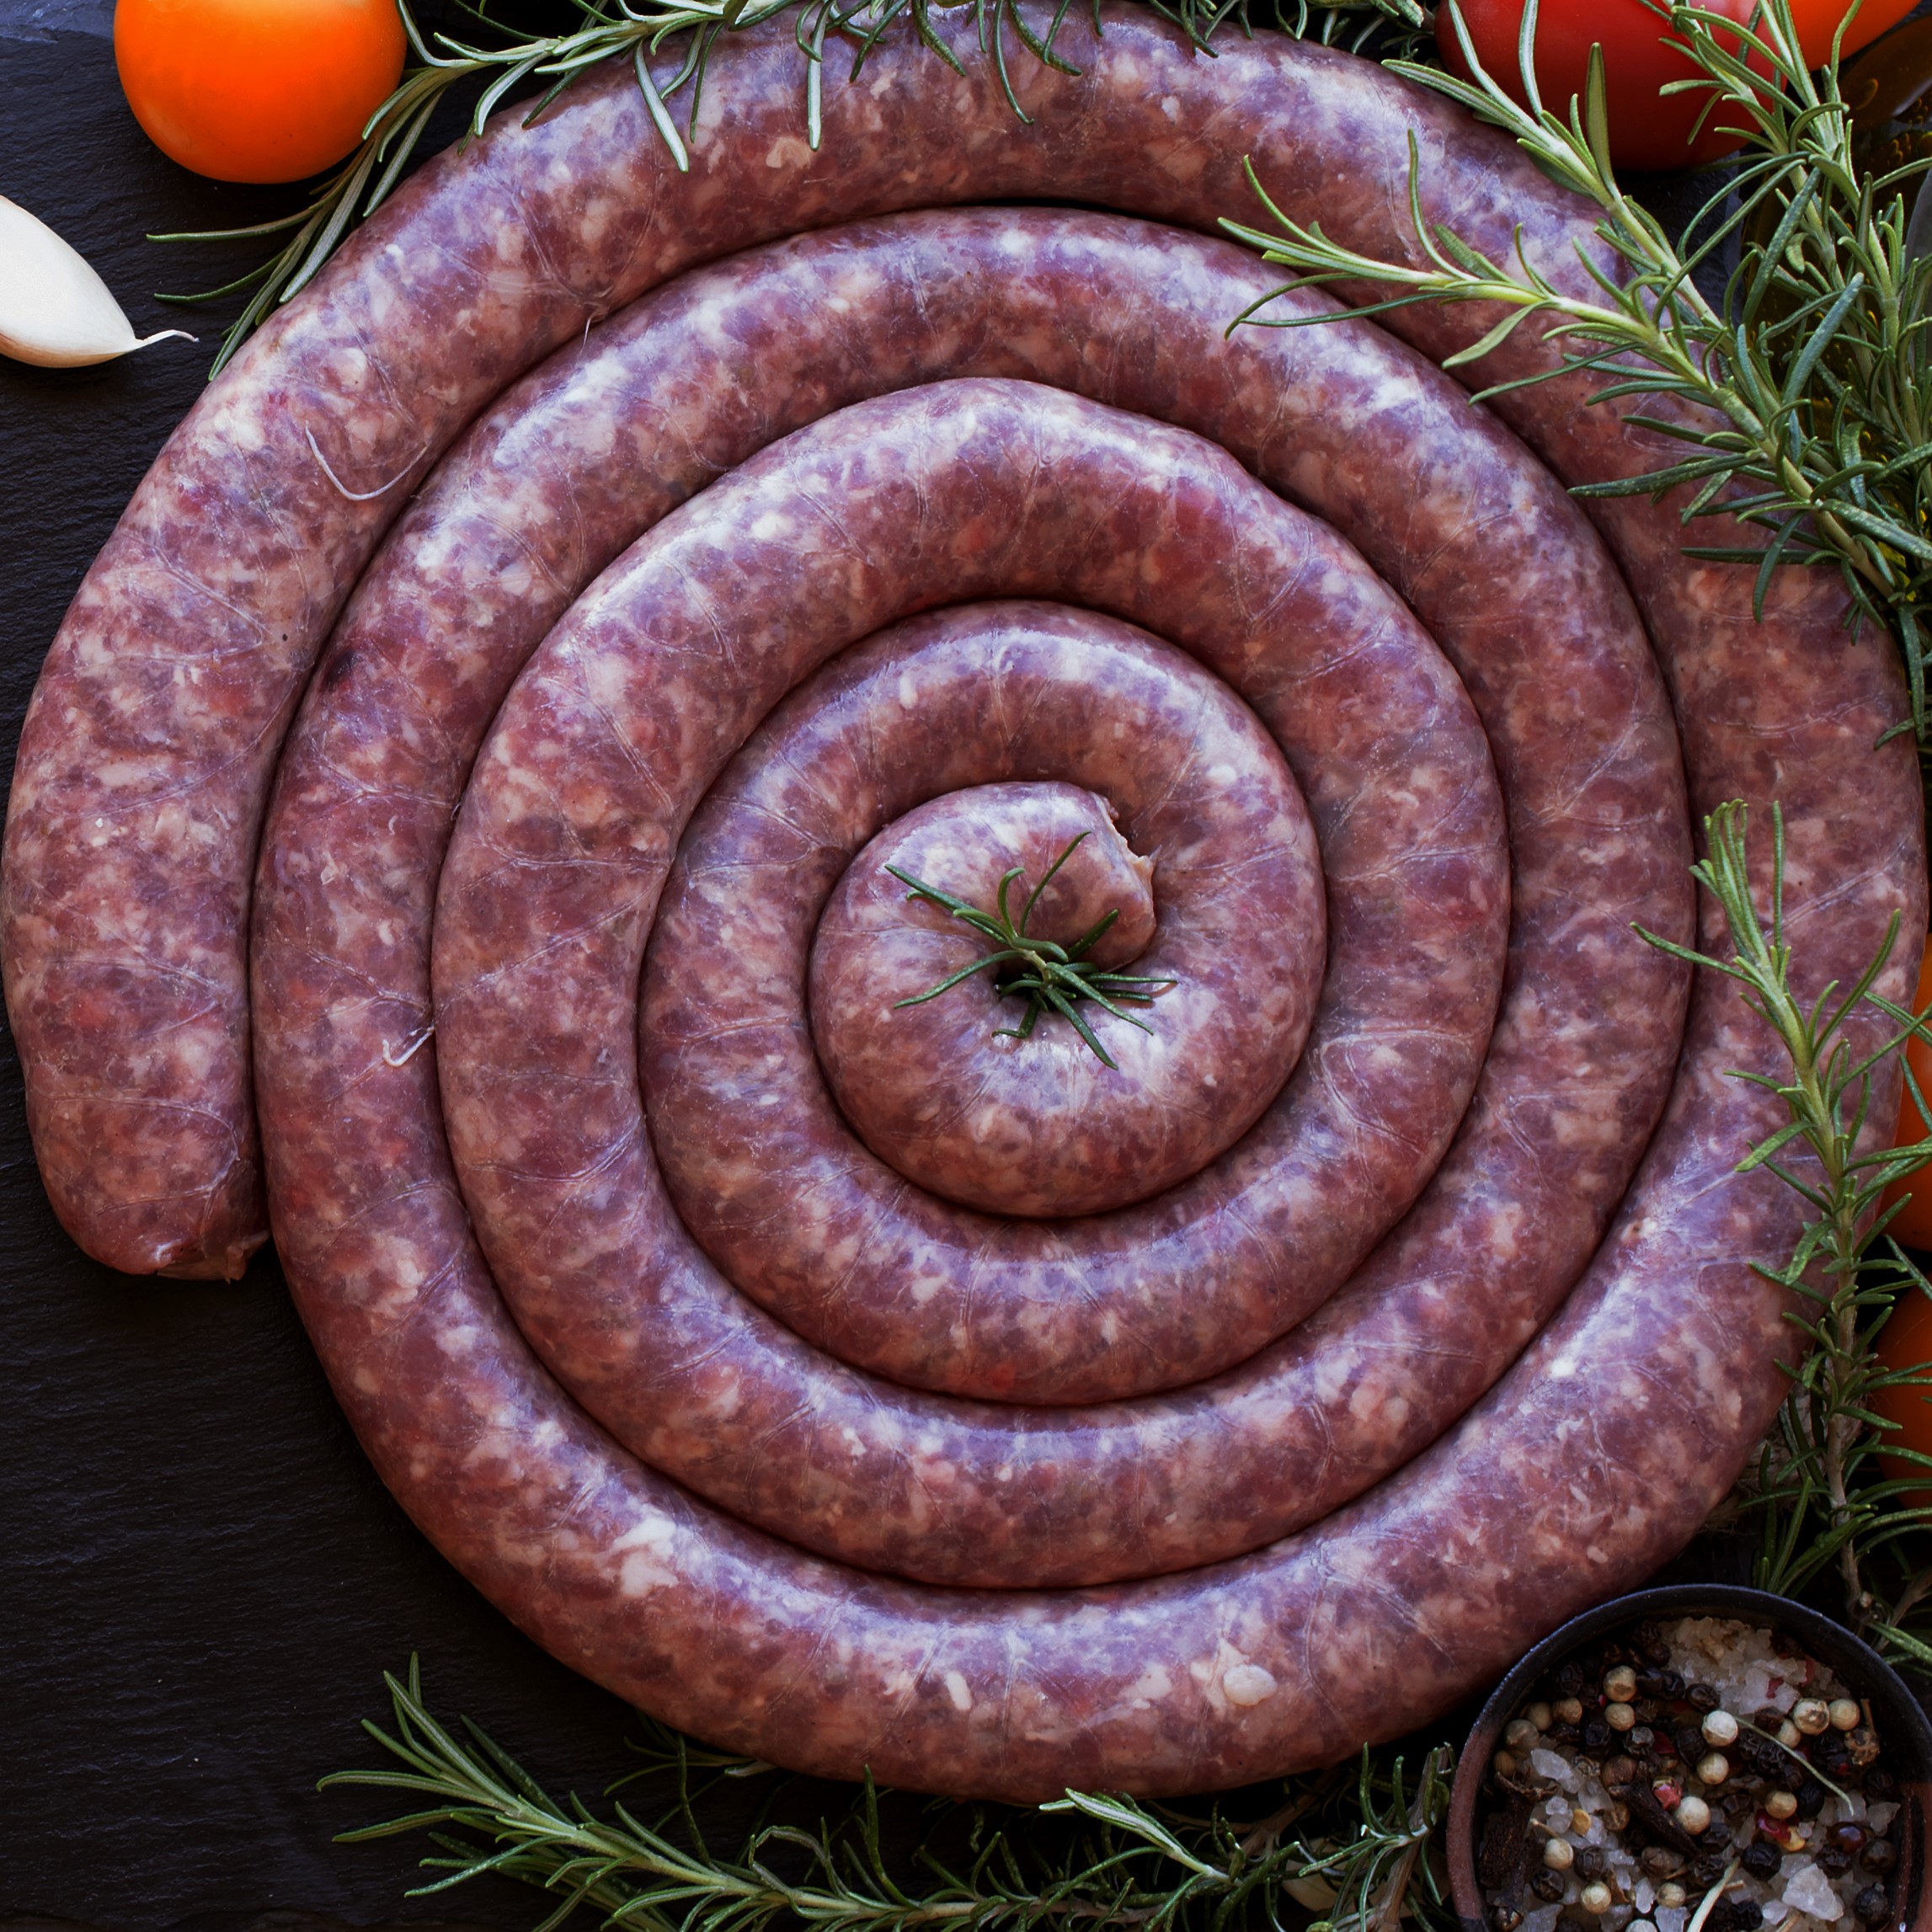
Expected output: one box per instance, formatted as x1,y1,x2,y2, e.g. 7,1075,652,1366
1634,1699,1662,1725
1547,1723,1582,1747
1729,1904,1764,1932
1771,1630,1807,1658
1650,1730,1678,1761
1865,1767,1898,1801
1853,1884,1891,1926
1531,1869,1566,1903
1742,1842,1782,1880
1818,1746,1855,1782
1796,1779,1827,1819
1689,1852,1728,1890
1555,1662,1586,1697
1641,1847,1684,1880
1582,1720,1614,1753
1574,1847,1609,1882
1704,1906,1738,1932
1644,1639,1673,1666
1604,1755,1638,1788
1675,1726,1708,1764
1687,1683,1721,1713
1864,1839,1898,1877
1819,1847,1854,1876
1492,1906,1524,1932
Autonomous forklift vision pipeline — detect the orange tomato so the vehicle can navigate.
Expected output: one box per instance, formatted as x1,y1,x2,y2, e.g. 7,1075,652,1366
1438,0,1919,173
115,0,405,185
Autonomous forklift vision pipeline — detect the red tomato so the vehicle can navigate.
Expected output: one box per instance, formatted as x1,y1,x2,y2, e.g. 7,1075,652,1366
1437,0,1920,172
1872,1275,1932,1511
115,0,405,185
1882,932,1932,1251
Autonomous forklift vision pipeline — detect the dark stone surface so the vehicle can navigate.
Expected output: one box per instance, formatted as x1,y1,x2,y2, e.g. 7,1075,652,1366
0,18,650,1929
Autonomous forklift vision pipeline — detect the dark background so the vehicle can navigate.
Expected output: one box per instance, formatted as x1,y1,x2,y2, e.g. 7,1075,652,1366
0,9,1920,1930
0,12,670,1929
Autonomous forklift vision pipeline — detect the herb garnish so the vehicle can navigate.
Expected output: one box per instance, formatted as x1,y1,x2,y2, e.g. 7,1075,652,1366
1637,800,1932,1666
1222,0,1932,738
323,1658,1456,1932
888,832,1175,1070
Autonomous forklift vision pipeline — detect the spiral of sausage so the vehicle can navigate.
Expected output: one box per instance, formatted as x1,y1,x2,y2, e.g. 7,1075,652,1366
4,15,1919,1800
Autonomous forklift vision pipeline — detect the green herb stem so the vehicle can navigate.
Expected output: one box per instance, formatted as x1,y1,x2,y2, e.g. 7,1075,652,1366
889,833,1177,1070
1221,0,1932,737
1636,801,1932,1659
327,1661,1454,1932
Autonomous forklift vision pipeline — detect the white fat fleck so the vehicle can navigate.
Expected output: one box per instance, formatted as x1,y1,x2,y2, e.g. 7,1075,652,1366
943,1671,974,1712
613,1517,679,1597
1160,94,1181,118
1223,1664,1278,1708
898,671,920,710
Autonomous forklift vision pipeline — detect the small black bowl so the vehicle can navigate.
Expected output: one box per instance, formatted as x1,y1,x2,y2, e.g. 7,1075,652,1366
1447,1585,1932,1932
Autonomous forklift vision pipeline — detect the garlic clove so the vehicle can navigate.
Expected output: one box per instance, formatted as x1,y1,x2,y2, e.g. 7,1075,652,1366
0,194,193,368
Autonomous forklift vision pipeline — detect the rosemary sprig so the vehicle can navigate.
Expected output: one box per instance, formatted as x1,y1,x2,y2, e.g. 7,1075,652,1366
326,1660,1455,1932
155,0,1428,378
1635,800,1932,1665
1221,0,1932,734
888,832,1176,1070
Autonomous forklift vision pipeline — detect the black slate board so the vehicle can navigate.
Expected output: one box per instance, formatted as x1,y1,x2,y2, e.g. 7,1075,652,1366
3,12,1922,1929
0,16,663,1928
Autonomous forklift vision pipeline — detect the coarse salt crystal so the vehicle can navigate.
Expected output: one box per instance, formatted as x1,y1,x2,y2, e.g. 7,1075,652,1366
1531,1748,1577,1790
1761,1902,1790,1926
1867,1802,1898,1836
1655,1908,1687,1932
1523,1908,1561,1932
1781,1860,1846,1923
1545,1796,1574,1828
1636,1879,1656,1912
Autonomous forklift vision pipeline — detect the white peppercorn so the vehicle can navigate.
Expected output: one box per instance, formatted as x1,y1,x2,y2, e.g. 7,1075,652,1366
1676,1795,1711,1835
1791,1699,1832,1737
1828,1699,1862,1732
1544,1839,1576,1872
1580,1883,1614,1914
1701,1711,1740,1748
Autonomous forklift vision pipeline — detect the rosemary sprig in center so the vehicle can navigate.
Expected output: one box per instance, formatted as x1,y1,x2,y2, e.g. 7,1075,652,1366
887,831,1175,1070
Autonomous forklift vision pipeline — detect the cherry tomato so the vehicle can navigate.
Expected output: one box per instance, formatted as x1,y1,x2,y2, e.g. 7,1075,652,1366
1874,934,1932,1508
1872,1274,1932,1511
1881,931,1932,1251
1437,0,1920,173
115,0,405,185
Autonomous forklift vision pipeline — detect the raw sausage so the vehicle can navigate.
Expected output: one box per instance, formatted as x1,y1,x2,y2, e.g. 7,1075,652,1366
645,599,1405,1387
19,12,1911,1798
703,619,1323,1226
433,382,1508,1576
16,11,1684,1275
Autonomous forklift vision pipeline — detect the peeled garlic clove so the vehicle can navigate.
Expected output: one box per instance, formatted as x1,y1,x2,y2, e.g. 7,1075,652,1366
0,194,193,368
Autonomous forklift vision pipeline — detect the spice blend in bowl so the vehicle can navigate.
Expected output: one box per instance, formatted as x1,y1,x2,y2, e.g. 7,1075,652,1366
1451,1589,1931,1932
